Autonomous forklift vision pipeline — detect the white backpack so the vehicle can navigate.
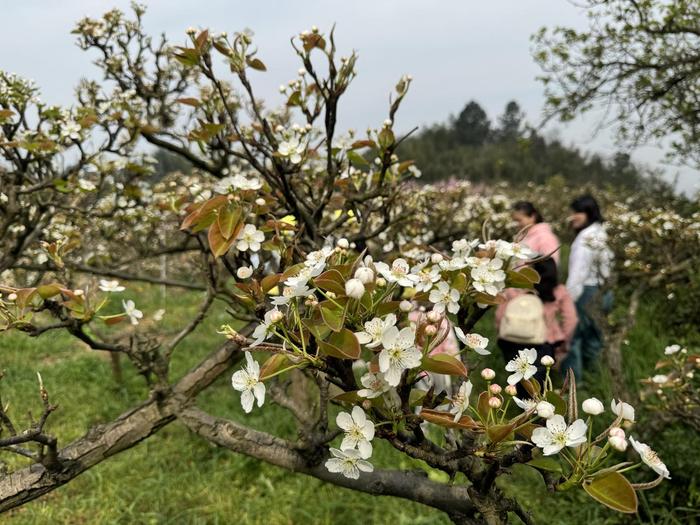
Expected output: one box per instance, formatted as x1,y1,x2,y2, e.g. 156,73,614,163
499,294,546,344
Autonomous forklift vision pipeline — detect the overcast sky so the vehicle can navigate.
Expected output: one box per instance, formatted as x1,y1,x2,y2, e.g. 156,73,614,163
2,0,697,194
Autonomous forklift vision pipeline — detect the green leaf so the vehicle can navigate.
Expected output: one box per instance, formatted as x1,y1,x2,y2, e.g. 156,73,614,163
419,409,482,430
487,423,516,444
36,283,63,299
318,328,360,359
545,390,567,415
583,471,638,514
217,203,242,240
421,354,468,378
319,299,347,332
527,456,563,473
246,57,267,71
378,127,395,149
313,269,346,296
259,354,291,380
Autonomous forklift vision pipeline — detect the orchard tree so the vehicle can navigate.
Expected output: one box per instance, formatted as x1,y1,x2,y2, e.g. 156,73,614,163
0,6,673,524
454,101,491,147
532,0,700,166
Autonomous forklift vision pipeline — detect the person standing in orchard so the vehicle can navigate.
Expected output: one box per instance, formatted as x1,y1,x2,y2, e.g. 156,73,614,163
495,257,577,393
511,201,561,267
561,195,614,383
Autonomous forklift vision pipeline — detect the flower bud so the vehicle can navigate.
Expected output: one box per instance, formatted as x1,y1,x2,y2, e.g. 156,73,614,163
399,300,413,312
270,310,284,324
337,238,350,249
489,384,502,395
430,253,443,263
74,289,84,296
536,401,555,419
426,310,441,323
582,397,604,415
608,428,627,452
255,198,266,206
488,396,502,409
236,266,253,279
354,267,375,284
362,399,372,411
540,355,555,367
424,325,437,336
345,278,365,299
326,291,337,299
651,374,668,384
375,277,386,287
7,293,17,301
481,368,496,381
505,385,517,396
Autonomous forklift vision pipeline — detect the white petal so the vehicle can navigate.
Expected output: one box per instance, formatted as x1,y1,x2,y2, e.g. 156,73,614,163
253,382,266,407
231,371,247,391
358,440,373,459
240,390,254,413
351,406,366,426
336,411,354,430
325,458,345,473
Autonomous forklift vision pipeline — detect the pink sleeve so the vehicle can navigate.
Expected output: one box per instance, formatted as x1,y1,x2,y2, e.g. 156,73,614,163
558,288,578,342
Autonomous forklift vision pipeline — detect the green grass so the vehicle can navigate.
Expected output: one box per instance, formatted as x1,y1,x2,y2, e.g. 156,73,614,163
1,284,698,524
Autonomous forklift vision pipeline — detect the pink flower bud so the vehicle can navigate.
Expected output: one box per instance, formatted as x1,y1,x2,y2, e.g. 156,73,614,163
505,385,517,396
489,384,502,395
488,396,502,409
426,310,441,323
481,368,496,381
424,325,437,336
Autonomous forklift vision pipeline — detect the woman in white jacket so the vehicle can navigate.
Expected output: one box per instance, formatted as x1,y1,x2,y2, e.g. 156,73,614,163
562,195,613,382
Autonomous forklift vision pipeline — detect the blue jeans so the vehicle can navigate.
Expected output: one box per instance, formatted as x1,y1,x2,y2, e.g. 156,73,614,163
562,286,612,382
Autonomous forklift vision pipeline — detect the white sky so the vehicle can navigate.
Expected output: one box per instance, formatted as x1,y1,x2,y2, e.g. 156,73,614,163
2,0,697,194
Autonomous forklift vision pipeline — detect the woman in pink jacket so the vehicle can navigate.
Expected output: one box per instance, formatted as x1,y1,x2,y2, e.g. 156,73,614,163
495,257,577,386
512,201,560,267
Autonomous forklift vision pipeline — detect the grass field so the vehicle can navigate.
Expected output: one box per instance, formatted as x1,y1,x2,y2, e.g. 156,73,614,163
1,283,697,524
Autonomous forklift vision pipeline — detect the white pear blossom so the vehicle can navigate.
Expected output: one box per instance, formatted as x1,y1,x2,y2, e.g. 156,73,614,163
99,279,125,293
337,406,375,458
251,308,283,346
610,399,636,422
236,224,265,252
505,348,538,385
664,344,681,355
357,371,392,399
411,262,441,292
355,314,396,348
231,352,266,413
531,414,588,455
630,437,670,479
271,283,314,306
278,137,305,164
513,397,537,412
429,281,460,314
582,397,605,415
470,258,506,296
454,328,490,355
651,374,668,385
378,326,421,386
305,246,334,268
374,258,418,287
122,299,143,325
325,448,374,479
450,380,473,422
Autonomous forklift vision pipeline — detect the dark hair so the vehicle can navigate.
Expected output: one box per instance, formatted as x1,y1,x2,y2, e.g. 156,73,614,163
533,257,558,303
570,195,604,229
512,201,543,223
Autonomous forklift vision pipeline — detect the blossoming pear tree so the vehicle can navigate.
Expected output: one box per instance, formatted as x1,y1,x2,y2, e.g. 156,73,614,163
0,5,673,523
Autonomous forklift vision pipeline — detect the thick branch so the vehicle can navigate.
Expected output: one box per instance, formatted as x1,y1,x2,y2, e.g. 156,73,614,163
178,406,478,519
